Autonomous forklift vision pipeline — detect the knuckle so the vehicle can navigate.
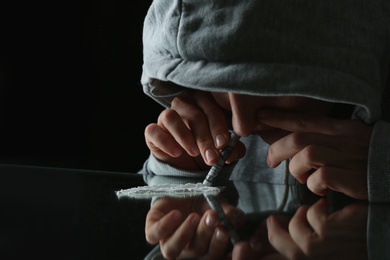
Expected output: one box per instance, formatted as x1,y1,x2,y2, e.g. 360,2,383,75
144,123,157,136
161,246,179,260
159,109,179,122
287,161,299,176
315,167,330,183
171,95,190,108
145,233,156,244
186,109,205,123
267,144,276,158
307,168,330,196
267,230,276,244
301,145,318,163
170,96,181,109
289,132,307,149
266,146,278,167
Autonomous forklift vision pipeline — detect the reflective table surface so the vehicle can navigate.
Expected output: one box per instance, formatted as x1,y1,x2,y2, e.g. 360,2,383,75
0,164,389,259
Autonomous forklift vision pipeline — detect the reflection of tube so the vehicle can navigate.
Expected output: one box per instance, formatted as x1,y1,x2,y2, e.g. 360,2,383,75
203,193,240,245
203,132,241,186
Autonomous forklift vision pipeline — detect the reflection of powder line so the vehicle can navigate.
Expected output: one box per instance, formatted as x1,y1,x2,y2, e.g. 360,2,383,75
116,183,222,198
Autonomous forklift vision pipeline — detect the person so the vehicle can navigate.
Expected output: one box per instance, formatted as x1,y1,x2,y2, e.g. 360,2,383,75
138,0,390,259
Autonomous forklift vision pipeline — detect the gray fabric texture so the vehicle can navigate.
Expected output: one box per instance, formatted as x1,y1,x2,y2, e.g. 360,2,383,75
142,0,390,123
139,2,390,258
140,0,390,202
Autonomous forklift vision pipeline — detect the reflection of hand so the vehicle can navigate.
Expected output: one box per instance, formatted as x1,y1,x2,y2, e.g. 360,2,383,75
267,199,368,259
145,196,245,259
144,91,245,171
232,199,368,259
257,109,373,199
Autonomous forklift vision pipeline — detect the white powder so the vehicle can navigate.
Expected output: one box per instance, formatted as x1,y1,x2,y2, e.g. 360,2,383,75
116,183,222,198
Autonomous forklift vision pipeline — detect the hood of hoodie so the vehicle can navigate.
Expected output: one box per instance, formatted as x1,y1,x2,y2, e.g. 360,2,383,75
141,0,390,123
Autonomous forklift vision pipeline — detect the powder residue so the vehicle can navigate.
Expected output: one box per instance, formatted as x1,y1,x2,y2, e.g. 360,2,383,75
116,183,222,198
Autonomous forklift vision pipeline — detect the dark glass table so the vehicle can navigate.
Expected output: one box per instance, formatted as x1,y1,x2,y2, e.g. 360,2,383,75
0,164,154,259
0,164,388,259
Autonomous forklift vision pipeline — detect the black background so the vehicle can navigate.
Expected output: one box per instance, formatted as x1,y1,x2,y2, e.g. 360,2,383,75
0,0,161,173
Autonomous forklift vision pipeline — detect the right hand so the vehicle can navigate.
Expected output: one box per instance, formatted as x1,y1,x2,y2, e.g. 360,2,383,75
144,91,245,171
231,199,368,260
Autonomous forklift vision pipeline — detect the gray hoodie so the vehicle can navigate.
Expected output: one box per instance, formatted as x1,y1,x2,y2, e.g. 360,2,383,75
140,0,390,203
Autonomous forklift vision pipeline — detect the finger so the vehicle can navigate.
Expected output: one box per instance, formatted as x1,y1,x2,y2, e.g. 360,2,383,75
306,166,368,200
193,92,231,149
225,140,246,164
325,202,368,223
232,241,262,260
305,199,330,238
288,206,319,256
267,132,366,184
267,132,342,168
171,96,220,165
320,202,368,234
288,146,345,184
306,200,368,246
257,109,348,135
267,215,304,259
224,206,246,229
204,226,230,259
157,108,201,156
185,210,218,256
144,123,183,158
160,213,201,259
145,209,183,244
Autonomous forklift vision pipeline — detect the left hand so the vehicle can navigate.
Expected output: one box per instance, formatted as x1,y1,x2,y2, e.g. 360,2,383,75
257,109,373,200
145,196,245,259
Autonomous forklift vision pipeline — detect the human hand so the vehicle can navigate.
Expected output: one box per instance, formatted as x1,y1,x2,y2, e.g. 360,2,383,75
230,214,290,260
145,196,245,259
266,199,368,260
231,199,368,260
257,109,373,199
144,91,245,171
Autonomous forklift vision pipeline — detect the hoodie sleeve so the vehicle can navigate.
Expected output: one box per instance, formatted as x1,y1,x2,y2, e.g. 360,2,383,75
367,203,390,259
367,1,390,202
368,120,390,203
139,153,207,178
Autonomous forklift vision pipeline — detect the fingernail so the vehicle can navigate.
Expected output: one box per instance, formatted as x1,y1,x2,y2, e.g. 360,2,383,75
215,134,226,148
205,148,218,164
215,229,228,242
205,213,216,227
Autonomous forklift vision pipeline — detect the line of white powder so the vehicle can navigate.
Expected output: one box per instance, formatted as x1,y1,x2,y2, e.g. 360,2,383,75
116,183,222,198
